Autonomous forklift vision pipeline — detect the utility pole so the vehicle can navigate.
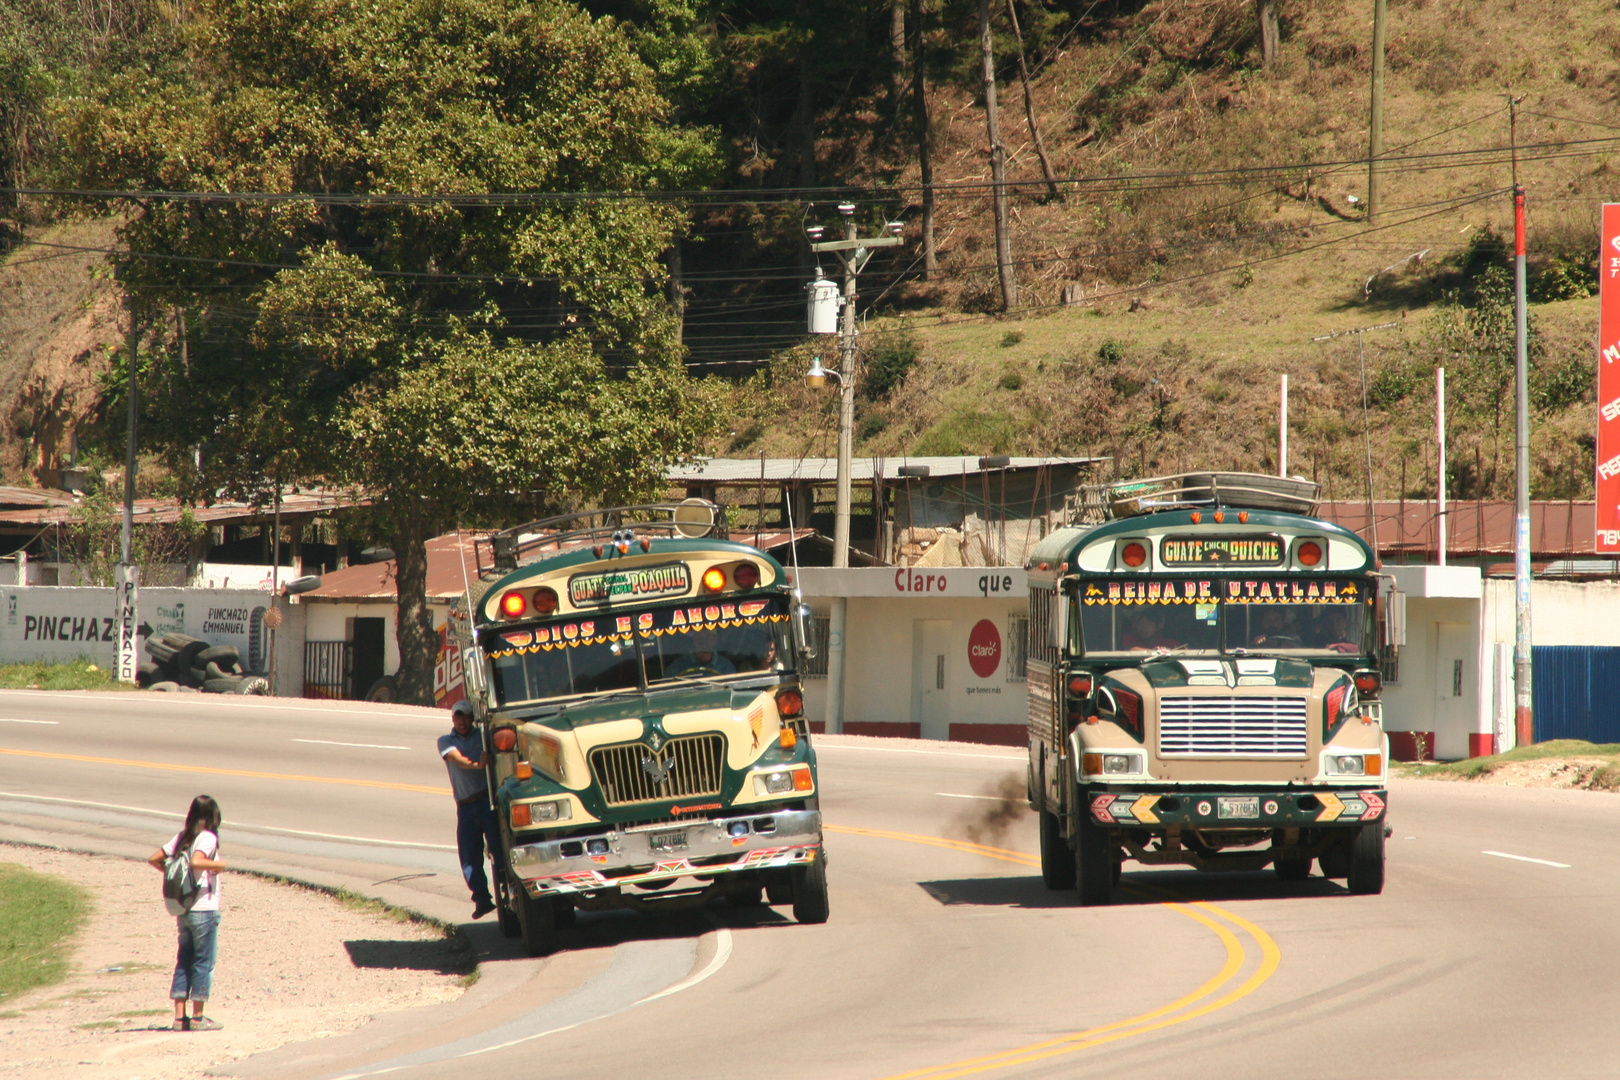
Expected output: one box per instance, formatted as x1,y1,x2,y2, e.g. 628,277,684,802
806,208,903,734
114,265,141,685
1367,0,1388,224
1512,182,1533,747
1312,322,1400,553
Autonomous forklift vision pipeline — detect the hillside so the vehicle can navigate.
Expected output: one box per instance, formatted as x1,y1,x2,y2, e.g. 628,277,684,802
0,0,1612,502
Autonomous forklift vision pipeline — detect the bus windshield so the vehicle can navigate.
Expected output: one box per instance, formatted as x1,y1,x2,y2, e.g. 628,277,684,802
1076,576,1371,658
484,596,793,705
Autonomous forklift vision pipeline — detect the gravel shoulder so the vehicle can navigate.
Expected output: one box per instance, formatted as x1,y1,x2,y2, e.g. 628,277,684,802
0,843,469,1080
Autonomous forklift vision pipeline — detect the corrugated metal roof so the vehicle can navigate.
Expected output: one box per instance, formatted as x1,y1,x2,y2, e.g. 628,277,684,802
1317,500,1598,559
0,489,366,528
0,487,77,510
668,456,1104,484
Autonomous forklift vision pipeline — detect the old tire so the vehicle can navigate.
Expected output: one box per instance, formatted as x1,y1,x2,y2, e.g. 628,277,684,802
203,677,242,694
1074,811,1115,907
1346,823,1386,895
364,676,398,703
791,850,830,924
1040,810,1076,890
765,874,793,906
234,677,270,695
196,645,239,667
137,663,159,688
1274,855,1313,881
148,681,180,693
518,891,559,956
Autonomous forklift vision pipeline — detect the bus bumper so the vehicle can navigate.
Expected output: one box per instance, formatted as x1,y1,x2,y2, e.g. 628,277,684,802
508,809,823,896
1085,787,1386,829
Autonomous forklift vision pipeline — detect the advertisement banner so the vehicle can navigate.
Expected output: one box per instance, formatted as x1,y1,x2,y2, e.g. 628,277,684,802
0,588,271,670
1597,203,1620,552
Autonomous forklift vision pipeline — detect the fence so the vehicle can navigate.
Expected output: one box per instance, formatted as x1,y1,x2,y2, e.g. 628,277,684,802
1531,645,1620,743
303,641,349,700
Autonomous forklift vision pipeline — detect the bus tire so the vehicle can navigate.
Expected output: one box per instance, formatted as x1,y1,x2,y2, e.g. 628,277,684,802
1039,810,1075,890
1074,812,1115,907
1346,823,1385,895
1274,855,1313,881
494,873,521,938
364,676,398,702
518,891,559,956
791,849,830,924
765,873,793,905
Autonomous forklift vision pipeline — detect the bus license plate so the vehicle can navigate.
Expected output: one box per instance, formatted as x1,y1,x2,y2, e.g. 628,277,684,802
649,829,689,853
1218,796,1260,820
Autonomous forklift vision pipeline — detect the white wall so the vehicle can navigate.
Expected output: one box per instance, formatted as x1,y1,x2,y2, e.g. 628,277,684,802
0,586,276,669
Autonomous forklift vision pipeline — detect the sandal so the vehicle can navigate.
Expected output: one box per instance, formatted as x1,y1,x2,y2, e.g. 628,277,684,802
188,1016,223,1031
171,1017,190,1032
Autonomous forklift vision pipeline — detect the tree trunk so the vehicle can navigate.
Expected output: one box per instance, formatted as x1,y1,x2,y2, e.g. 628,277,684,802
392,512,438,706
891,0,907,109
668,231,686,346
794,61,816,190
979,0,1016,310
1006,0,1060,200
910,0,936,276
1255,0,1279,69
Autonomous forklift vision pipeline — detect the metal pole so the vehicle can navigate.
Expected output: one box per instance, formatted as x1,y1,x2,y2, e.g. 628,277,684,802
121,307,138,568
116,275,140,685
1279,373,1289,477
270,483,281,694
1437,367,1447,566
1357,331,1379,555
825,212,859,736
1513,183,1533,747
1367,0,1387,224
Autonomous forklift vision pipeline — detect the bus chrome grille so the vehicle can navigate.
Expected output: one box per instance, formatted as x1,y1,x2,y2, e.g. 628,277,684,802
1158,697,1308,757
589,733,726,806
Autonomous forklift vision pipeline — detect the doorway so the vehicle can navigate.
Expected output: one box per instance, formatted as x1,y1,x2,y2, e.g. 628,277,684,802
912,619,952,741
1434,621,1472,756
350,617,386,700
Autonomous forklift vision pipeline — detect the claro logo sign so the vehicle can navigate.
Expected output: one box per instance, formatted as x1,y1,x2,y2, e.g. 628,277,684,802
967,619,1001,678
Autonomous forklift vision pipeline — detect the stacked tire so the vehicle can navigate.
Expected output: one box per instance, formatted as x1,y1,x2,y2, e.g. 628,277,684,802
143,633,270,695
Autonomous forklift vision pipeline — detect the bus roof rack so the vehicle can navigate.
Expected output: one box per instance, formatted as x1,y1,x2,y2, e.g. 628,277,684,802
476,499,725,574
1088,472,1320,520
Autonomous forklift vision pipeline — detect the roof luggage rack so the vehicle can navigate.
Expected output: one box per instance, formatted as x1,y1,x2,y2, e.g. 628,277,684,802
475,499,724,574
1087,472,1321,520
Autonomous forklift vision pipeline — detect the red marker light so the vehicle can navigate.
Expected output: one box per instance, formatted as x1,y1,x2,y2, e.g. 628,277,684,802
1298,540,1323,567
492,727,518,752
1067,674,1092,697
1238,511,1249,524
500,591,526,618
776,689,804,718
533,587,559,615
1190,511,1201,523
1121,542,1147,568
1354,669,1381,695
1213,511,1225,523
734,562,760,589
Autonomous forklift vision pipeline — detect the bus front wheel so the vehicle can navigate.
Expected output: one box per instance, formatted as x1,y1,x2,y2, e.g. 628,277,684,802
518,891,560,956
1074,811,1115,907
1040,810,1075,890
1346,823,1386,895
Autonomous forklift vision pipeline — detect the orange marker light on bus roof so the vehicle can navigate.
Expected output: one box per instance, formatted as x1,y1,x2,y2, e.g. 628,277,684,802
1238,511,1249,523
702,567,727,592
1190,511,1201,523
500,590,526,618
1121,542,1147,568
1213,511,1224,523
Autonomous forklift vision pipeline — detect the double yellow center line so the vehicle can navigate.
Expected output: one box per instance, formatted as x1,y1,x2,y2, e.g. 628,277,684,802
827,824,1281,1080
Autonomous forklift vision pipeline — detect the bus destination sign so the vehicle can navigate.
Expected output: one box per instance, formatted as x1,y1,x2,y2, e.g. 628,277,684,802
1159,534,1285,567
569,563,692,606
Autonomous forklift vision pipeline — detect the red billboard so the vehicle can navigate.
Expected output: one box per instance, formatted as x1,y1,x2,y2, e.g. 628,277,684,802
1598,204,1620,552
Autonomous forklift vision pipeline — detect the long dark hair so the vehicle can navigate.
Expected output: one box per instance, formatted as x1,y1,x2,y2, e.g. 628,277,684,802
176,795,221,852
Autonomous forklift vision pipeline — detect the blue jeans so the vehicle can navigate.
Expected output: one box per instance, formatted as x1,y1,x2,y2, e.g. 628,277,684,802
456,795,503,903
170,909,220,1002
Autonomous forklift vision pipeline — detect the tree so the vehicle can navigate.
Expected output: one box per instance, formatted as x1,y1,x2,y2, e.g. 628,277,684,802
59,0,722,702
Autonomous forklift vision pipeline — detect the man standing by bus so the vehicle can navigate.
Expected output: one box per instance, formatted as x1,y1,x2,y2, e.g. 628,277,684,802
439,699,501,919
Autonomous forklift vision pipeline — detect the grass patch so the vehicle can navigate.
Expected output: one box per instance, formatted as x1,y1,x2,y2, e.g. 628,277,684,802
0,863,90,1004
1405,740,1620,780
116,1008,170,1017
75,1020,120,1030
0,660,138,691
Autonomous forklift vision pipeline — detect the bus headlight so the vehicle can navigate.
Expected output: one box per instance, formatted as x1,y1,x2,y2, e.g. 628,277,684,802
528,799,573,823
752,768,810,794
1082,752,1143,776
1324,753,1367,776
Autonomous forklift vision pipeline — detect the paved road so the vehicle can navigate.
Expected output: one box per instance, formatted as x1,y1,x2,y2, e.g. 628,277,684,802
3,690,1620,1079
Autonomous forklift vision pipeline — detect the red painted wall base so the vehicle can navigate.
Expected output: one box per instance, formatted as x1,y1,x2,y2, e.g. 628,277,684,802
1468,732,1496,758
1387,731,1437,762
843,721,922,739
948,723,1027,747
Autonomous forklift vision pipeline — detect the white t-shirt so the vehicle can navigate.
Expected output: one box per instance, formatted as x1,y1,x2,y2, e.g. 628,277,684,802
163,830,221,913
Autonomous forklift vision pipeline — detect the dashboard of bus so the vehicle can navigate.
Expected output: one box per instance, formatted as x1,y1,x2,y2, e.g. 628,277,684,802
482,594,794,706
1072,575,1374,659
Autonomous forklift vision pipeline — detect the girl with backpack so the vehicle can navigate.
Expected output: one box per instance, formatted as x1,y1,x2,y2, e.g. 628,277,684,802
148,795,227,1031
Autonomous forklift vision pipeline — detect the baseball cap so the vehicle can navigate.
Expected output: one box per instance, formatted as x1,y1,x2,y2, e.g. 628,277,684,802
451,699,475,718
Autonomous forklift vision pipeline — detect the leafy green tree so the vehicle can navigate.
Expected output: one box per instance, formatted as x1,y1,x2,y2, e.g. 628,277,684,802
58,0,722,702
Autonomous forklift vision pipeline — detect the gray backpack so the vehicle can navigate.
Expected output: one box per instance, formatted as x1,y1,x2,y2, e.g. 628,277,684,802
162,843,201,915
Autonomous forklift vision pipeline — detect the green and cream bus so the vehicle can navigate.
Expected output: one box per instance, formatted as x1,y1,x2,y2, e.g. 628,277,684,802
461,501,826,955
1025,473,1391,905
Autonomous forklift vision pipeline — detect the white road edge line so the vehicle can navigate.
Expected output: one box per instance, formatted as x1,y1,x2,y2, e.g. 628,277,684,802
0,791,455,850
0,718,58,724
1483,850,1571,869
936,792,1015,802
817,744,1023,762
293,738,411,750
637,925,733,1004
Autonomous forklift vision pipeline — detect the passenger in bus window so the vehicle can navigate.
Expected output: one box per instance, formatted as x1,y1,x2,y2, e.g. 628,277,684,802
1121,608,1178,651
665,628,737,677
1249,606,1302,647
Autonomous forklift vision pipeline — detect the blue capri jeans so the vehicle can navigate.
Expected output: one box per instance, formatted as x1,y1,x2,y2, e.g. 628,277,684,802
170,909,220,1002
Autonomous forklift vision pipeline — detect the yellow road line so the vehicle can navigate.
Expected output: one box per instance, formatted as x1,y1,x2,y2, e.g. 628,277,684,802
832,824,1280,1080
0,747,449,795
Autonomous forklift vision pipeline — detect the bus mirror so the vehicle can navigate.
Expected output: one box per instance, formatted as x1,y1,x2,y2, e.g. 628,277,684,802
792,603,816,659
1048,593,1067,651
462,646,486,695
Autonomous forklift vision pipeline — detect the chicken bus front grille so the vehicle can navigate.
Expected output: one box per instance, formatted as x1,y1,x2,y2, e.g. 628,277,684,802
589,733,726,806
1158,697,1309,757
